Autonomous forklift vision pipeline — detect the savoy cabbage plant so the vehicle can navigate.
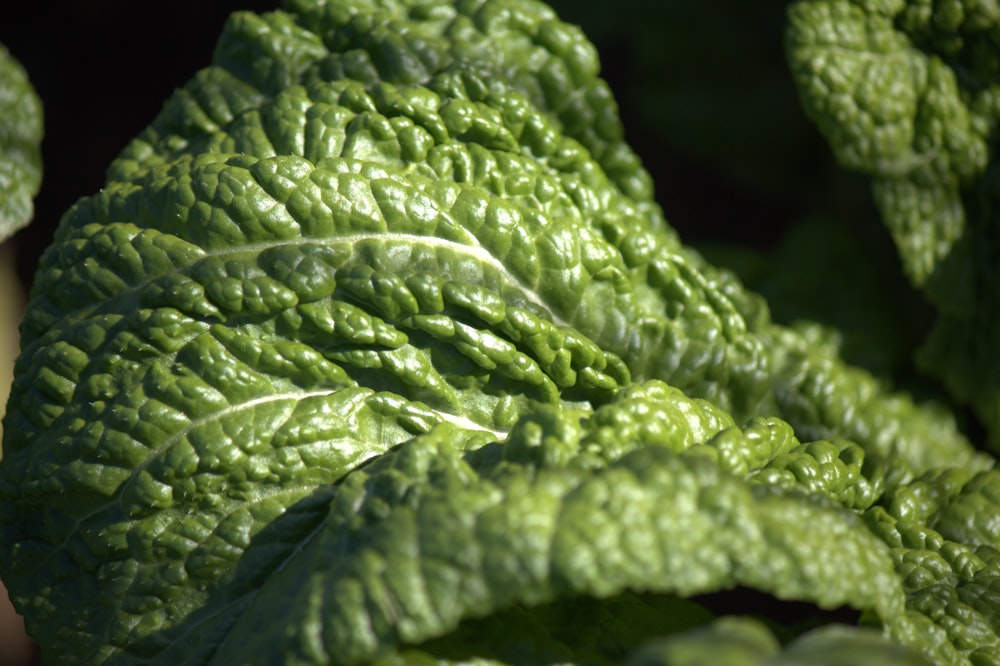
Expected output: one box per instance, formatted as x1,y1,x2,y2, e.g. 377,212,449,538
2,0,1000,664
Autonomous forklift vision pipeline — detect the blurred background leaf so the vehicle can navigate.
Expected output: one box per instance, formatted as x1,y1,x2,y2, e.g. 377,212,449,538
0,45,41,242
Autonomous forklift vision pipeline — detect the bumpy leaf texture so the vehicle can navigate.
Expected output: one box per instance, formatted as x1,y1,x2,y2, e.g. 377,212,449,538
0,1,996,664
786,0,1000,446
0,43,42,240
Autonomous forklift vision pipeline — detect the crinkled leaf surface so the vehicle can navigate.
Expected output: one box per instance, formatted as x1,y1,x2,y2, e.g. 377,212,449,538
786,0,1000,445
0,43,42,239
0,1,997,664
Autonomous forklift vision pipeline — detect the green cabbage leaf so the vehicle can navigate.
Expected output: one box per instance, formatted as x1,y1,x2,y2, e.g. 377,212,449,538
786,0,1000,446
1,1,997,664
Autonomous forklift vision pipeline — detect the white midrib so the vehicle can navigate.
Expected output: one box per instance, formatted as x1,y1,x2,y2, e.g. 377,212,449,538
45,229,569,335
113,386,508,515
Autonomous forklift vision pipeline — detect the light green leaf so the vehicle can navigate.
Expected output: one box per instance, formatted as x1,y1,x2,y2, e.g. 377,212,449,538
0,43,43,239
209,425,905,665
629,618,935,666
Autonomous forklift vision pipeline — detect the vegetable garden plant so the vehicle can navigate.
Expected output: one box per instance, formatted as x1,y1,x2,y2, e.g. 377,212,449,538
2,0,1000,663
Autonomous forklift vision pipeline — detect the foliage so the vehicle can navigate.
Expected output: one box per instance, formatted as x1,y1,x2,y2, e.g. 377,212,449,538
1,1,998,664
